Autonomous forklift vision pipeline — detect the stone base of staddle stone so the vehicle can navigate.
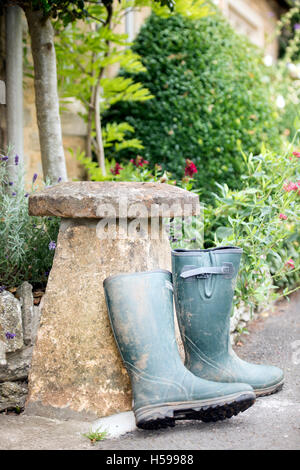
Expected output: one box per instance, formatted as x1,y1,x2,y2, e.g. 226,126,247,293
26,218,182,420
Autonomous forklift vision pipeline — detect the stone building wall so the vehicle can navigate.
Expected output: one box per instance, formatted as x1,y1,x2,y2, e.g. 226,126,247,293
217,0,285,59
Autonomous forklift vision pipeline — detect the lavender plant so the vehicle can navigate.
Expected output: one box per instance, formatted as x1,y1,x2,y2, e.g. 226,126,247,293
0,153,60,289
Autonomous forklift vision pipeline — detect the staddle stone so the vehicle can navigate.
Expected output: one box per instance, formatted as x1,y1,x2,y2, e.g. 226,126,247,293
26,182,199,420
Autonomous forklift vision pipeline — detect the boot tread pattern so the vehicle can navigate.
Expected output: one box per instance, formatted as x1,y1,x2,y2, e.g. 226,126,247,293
136,393,255,430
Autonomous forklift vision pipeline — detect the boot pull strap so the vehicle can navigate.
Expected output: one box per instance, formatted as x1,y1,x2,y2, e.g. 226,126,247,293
180,262,234,279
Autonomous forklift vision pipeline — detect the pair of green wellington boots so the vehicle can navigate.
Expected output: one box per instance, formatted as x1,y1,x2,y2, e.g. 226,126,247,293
103,246,284,430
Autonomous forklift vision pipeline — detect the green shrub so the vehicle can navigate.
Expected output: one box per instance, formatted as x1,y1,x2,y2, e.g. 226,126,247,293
104,11,282,200
0,156,60,289
202,141,300,311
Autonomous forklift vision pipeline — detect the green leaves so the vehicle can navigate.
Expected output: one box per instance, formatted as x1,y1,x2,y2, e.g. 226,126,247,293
102,77,153,108
103,11,282,200
204,144,300,309
103,122,144,151
215,226,233,241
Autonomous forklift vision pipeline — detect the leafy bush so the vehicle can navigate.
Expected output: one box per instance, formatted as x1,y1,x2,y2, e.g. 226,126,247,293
0,156,59,289
202,141,300,311
104,11,282,200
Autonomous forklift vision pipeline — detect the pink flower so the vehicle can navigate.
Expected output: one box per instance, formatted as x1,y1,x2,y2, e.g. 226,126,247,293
279,213,287,220
110,162,123,175
185,159,198,177
285,259,295,270
283,181,298,192
292,151,300,158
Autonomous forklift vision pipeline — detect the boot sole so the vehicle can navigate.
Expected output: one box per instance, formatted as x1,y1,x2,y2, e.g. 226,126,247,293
254,379,284,397
135,392,256,430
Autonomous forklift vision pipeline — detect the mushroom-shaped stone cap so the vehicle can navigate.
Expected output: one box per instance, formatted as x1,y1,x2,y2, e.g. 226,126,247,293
28,182,200,218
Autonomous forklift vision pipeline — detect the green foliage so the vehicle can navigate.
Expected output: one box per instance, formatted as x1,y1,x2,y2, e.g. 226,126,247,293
270,3,300,142
83,427,108,444
55,1,154,165
104,11,283,200
103,122,144,153
202,141,300,310
0,155,59,289
1,0,175,24
73,147,175,183
273,66,300,143
55,0,212,170
278,1,300,62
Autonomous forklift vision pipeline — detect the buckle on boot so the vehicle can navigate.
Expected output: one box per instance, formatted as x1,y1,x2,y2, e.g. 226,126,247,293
222,262,235,279
181,265,198,282
196,273,211,279
180,263,235,280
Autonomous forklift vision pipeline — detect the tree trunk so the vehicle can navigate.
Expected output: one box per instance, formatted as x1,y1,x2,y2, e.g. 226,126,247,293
5,5,23,187
94,82,106,175
25,9,67,183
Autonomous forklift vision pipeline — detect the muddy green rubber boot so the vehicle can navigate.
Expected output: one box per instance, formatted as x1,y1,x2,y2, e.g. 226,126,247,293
172,247,284,397
103,269,255,429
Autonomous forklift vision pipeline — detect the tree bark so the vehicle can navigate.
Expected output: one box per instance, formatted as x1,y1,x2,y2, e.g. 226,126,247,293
25,8,67,183
94,81,106,175
5,5,23,187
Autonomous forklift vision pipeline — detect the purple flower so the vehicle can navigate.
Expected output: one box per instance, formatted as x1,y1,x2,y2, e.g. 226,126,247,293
5,332,16,340
48,241,56,250
9,181,13,186
15,155,19,165
0,156,8,162
0,286,6,293
24,193,29,198
11,192,16,196
32,173,38,184
57,177,62,183
294,23,300,31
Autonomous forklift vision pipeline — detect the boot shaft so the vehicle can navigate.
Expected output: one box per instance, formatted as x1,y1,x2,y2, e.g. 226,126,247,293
172,247,242,360
104,270,183,381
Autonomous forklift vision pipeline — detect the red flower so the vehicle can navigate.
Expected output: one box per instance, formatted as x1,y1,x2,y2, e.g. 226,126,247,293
185,159,198,177
110,162,123,175
130,156,149,168
279,213,287,220
292,151,300,158
285,259,295,270
283,181,298,192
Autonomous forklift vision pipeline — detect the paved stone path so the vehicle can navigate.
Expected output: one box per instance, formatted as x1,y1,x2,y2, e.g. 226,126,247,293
0,292,299,450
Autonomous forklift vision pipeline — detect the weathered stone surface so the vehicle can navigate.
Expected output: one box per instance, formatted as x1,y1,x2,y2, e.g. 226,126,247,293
0,340,6,366
16,282,34,346
0,381,28,412
26,218,174,419
28,181,200,218
31,304,42,346
0,291,23,353
0,346,33,382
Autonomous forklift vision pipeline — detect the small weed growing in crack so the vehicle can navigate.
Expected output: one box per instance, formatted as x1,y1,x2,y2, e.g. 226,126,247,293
83,427,108,444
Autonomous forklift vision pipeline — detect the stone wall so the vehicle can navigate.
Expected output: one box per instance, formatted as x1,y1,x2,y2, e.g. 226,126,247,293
218,0,285,59
0,283,42,411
